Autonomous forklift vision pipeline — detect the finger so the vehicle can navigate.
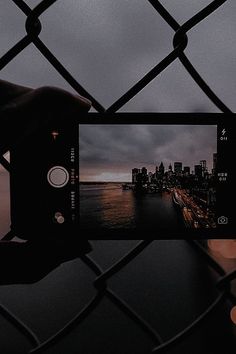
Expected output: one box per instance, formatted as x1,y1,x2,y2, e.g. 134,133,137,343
0,79,32,106
1,86,91,117
32,86,92,115
0,86,91,155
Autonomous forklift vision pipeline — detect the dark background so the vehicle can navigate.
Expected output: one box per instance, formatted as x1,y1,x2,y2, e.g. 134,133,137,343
0,1,236,353
0,240,235,353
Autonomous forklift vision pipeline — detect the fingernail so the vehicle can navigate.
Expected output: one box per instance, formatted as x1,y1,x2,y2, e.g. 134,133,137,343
79,95,92,107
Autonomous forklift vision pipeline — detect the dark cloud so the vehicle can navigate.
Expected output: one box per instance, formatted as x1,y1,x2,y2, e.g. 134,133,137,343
79,124,217,181
1,0,235,110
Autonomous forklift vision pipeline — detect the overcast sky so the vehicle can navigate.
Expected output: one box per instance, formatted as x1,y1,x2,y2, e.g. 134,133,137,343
0,1,235,231
0,0,236,111
79,124,217,181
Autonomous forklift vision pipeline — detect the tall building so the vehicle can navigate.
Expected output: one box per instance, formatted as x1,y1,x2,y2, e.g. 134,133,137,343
141,167,147,177
141,167,148,183
183,166,190,176
159,162,164,176
212,153,217,175
155,166,158,179
174,162,182,175
148,172,153,183
200,160,207,176
132,168,139,183
194,164,202,178
141,167,147,175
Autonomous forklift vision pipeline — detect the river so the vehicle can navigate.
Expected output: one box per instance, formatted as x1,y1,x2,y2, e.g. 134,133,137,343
80,183,183,231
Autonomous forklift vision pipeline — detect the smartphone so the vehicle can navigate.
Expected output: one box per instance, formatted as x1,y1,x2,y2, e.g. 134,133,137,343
10,117,79,239
10,113,235,239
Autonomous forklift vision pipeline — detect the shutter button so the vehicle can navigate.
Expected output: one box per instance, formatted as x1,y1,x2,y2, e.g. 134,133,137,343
47,166,69,188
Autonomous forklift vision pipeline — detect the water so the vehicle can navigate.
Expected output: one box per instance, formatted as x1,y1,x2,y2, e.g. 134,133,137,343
80,183,182,230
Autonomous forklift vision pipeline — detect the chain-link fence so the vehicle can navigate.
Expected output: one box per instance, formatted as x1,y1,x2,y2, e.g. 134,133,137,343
0,240,235,353
0,0,235,353
0,0,234,169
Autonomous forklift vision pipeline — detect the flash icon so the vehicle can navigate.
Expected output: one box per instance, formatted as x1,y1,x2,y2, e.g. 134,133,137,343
222,129,226,136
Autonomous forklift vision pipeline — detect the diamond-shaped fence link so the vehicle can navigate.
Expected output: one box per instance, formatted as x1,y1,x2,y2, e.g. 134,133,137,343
0,0,233,171
0,0,235,353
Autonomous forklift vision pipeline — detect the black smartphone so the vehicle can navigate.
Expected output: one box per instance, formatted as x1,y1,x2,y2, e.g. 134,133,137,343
10,113,235,239
10,117,79,239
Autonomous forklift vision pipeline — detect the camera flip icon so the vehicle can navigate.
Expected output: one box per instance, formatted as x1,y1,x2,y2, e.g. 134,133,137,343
217,216,228,225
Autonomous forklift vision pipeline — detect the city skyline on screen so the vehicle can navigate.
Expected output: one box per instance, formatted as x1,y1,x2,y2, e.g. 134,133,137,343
79,124,217,182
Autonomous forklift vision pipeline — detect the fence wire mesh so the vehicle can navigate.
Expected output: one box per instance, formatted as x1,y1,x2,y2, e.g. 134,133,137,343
0,0,235,353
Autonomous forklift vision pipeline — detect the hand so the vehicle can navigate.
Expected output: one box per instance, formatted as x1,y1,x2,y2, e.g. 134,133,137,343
0,79,92,284
0,79,91,155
